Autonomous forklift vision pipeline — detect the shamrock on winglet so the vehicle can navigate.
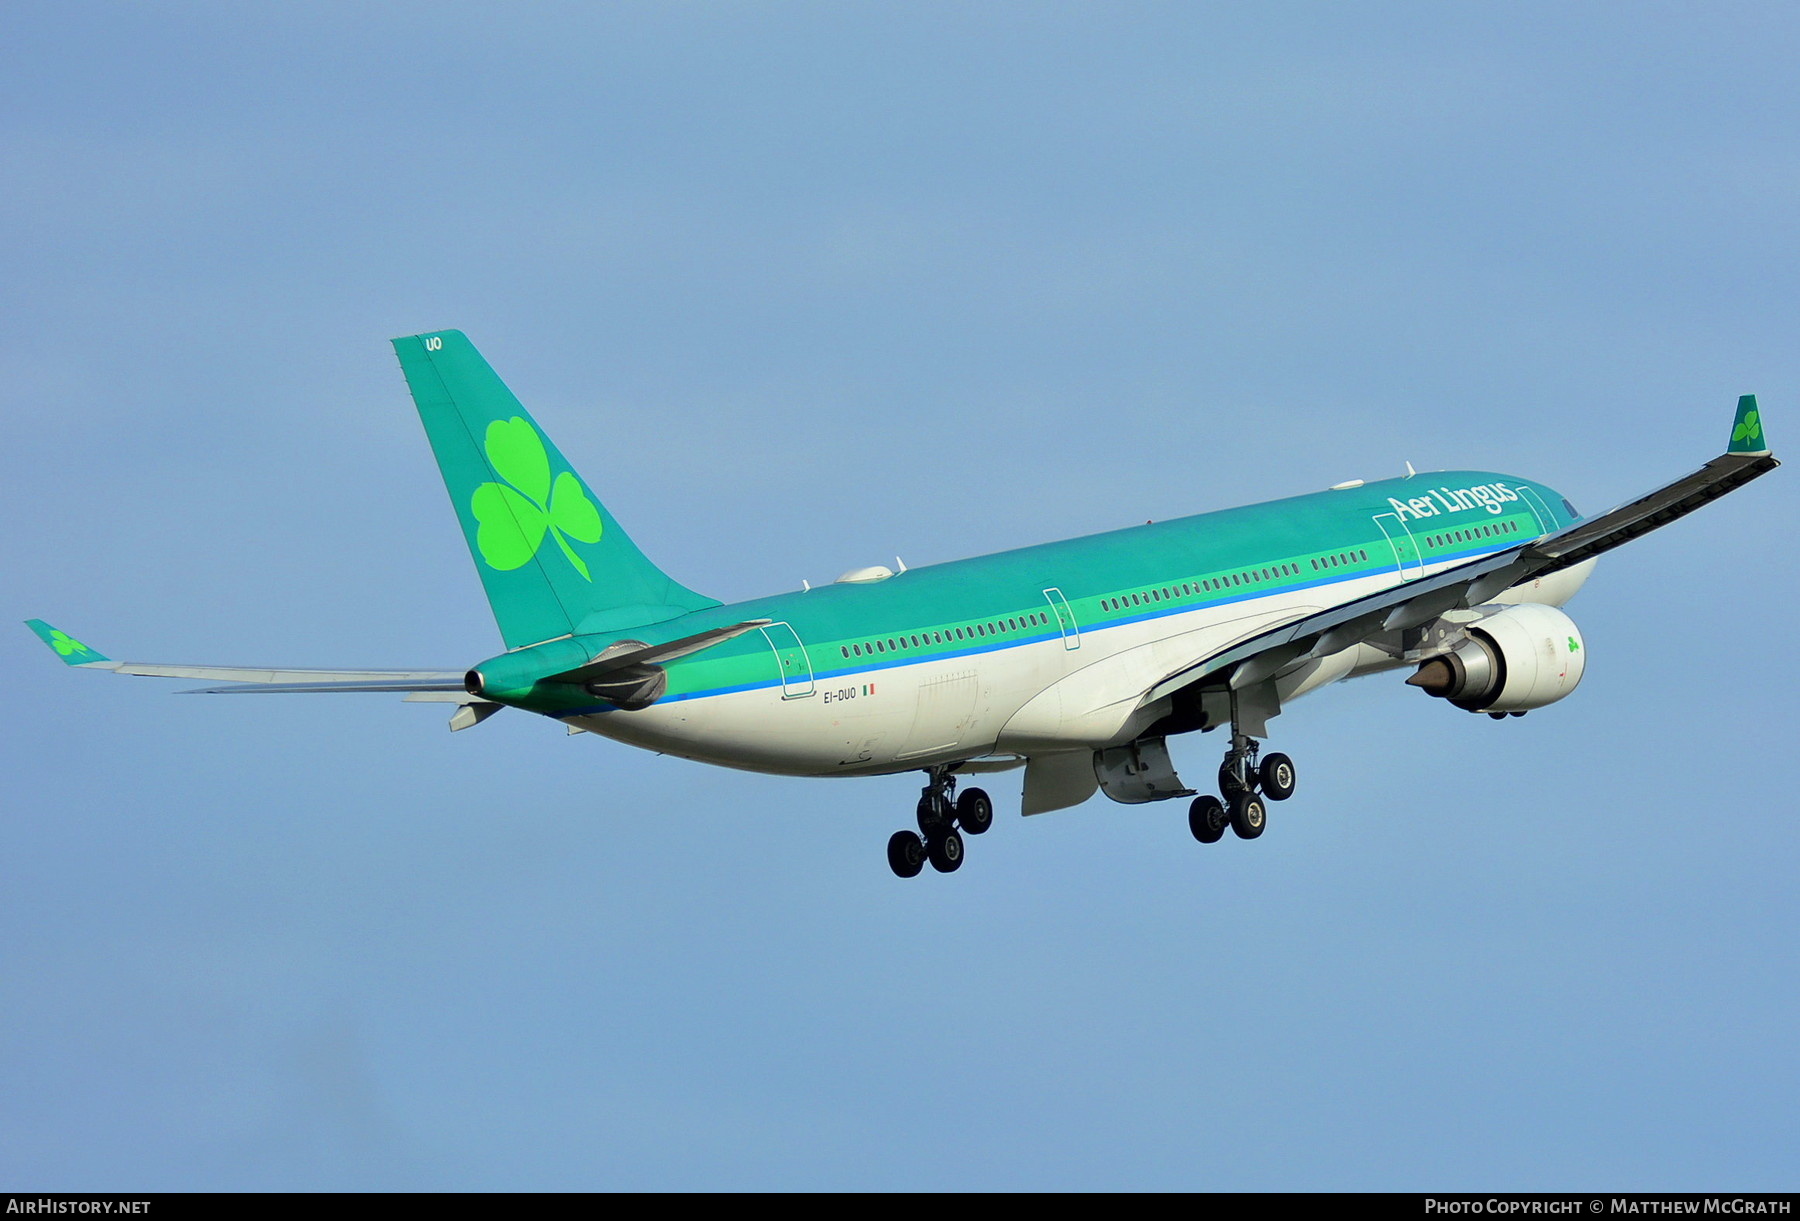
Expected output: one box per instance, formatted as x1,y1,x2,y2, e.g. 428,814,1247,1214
23,619,110,665
1734,409,1761,446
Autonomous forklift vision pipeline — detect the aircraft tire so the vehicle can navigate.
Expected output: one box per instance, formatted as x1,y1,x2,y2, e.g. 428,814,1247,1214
927,829,965,873
1219,762,1250,798
1230,791,1267,840
887,830,926,878
1259,753,1296,801
956,788,994,835
1189,795,1227,844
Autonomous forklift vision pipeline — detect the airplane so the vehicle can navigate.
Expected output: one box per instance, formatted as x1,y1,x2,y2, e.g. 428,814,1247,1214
27,330,1780,877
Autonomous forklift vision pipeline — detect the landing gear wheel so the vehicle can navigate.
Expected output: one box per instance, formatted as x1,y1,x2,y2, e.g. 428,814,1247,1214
956,787,993,835
1219,762,1250,798
1229,790,1267,839
1189,795,1227,844
887,830,926,878
927,829,965,873
1258,752,1296,801
916,794,951,837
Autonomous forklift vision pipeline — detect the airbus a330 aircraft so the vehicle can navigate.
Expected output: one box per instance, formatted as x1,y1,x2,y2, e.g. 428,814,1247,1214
29,332,1779,877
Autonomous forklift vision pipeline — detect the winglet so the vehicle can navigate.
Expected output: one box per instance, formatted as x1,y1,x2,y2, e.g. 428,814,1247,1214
1729,395,1769,454
24,619,111,666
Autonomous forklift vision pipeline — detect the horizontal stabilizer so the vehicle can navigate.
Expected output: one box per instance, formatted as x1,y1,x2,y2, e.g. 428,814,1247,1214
544,619,773,684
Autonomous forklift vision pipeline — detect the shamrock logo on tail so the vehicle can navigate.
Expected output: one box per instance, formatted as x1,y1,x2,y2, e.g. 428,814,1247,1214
470,417,604,580
49,629,91,656
1733,409,1762,446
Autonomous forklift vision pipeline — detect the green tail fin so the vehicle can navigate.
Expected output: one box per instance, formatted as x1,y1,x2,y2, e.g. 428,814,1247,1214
393,330,719,649
1729,394,1769,454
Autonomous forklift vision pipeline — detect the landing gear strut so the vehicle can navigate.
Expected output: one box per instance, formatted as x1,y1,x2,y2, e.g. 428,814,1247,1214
1189,687,1296,845
888,767,992,878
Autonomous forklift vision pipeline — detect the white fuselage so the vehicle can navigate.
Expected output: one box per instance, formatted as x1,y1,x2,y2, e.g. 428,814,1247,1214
567,552,1595,780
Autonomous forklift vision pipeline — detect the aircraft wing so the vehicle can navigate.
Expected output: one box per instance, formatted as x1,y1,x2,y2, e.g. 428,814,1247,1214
1146,397,1779,704
23,620,467,694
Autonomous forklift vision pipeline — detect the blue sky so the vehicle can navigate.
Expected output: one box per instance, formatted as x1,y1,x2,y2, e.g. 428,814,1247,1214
5,2,1797,1190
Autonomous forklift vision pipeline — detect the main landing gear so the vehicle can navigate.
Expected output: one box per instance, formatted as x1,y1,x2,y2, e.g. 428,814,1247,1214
888,767,992,878
1187,709,1297,846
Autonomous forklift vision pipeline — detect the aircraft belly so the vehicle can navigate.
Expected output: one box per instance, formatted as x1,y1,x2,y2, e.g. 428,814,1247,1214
582,685,900,776
574,635,1084,777
997,594,1328,752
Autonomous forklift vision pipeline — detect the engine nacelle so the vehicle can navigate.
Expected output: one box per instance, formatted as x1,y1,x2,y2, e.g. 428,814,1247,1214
1407,604,1587,713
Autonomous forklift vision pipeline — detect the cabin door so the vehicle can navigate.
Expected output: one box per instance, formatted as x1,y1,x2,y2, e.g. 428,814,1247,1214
1373,513,1424,581
1043,587,1081,649
760,622,815,699
1515,486,1556,536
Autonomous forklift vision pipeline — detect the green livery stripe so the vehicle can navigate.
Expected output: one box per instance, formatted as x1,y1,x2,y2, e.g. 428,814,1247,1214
473,471,1568,716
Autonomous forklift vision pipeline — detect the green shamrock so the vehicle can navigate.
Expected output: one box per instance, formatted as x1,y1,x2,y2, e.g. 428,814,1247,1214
1567,636,1580,653
48,629,90,656
1733,410,1762,445
470,417,604,580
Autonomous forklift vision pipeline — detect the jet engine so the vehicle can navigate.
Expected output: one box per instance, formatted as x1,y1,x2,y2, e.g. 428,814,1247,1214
1407,603,1587,713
